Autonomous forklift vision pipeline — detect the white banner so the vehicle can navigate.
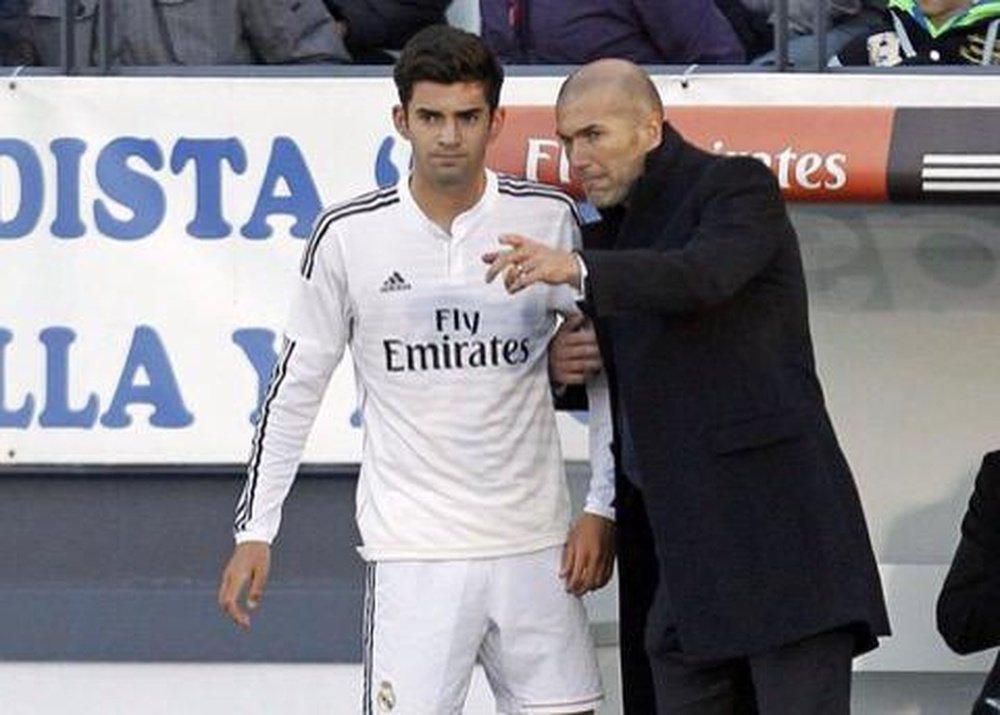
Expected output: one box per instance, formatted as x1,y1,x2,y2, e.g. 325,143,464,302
4,74,1000,464
0,76,587,463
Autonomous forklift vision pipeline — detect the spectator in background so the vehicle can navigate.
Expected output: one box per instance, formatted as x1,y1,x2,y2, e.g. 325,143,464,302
938,452,1000,714
830,0,1000,65
716,0,885,65
479,0,745,65
321,0,451,63
0,0,37,64
26,0,350,66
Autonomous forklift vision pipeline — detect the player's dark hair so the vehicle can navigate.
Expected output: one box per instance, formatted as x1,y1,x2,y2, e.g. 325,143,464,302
393,25,504,112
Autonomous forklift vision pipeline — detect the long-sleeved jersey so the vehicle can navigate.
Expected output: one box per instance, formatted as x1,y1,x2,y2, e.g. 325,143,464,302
233,170,614,561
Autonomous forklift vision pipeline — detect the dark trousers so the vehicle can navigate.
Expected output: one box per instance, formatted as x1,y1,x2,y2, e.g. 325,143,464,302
616,478,659,713
616,483,854,714
649,628,854,714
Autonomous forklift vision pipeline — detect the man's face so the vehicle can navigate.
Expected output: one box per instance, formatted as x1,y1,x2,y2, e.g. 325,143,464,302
393,81,504,191
556,91,658,208
917,0,970,23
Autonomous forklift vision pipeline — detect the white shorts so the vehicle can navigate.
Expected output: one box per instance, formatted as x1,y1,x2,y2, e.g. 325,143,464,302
362,546,603,715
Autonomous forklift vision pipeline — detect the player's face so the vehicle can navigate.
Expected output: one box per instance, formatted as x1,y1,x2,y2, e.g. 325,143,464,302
393,81,504,191
556,91,660,208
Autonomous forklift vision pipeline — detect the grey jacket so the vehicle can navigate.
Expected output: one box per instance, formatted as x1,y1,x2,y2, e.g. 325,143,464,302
28,0,350,66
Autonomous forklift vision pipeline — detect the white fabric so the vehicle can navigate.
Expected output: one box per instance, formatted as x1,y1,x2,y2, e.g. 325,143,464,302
234,171,615,561
363,547,604,715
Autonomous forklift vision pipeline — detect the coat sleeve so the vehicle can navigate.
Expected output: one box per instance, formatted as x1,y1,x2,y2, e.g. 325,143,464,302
937,452,1000,655
581,157,793,318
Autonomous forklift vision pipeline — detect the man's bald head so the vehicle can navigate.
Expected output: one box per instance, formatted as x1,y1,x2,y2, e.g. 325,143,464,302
554,59,664,208
557,59,663,122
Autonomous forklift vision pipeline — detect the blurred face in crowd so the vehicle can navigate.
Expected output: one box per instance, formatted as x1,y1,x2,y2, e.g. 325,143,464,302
393,81,505,193
918,0,972,25
556,76,662,209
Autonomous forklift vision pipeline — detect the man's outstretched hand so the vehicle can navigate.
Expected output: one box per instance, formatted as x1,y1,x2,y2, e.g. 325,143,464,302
483,234,581,293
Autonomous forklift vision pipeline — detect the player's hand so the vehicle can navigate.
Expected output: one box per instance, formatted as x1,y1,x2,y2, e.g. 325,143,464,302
483,234,580,294
217,541,271,630
550,315,602,386
561,513,615,596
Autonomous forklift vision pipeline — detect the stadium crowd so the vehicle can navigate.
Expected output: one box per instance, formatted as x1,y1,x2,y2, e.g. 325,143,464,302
0,0,997,68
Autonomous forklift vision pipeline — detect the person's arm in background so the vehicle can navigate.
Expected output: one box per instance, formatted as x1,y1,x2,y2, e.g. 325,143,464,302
938,452,1000,654
242,0,352,62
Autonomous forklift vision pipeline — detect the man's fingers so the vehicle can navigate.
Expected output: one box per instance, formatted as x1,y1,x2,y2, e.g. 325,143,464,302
498,234,525,248
247,562,269,609
218,570,250,628
559,351,601,368
564,535,595,595
561,332,601,353
504,264,530,294
483,249,520,285
484,254,505,284
485,236,542,292
216,571,232,610
226,601,250,629
561,539,577,578
601,557,615,585
568,556,595,596
217,569,241,612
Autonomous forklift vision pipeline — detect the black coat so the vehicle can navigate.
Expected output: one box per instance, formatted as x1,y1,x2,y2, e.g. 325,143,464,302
938,452,1000,714
580,123,890,662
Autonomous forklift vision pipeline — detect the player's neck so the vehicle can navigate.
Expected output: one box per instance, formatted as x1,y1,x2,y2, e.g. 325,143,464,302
409,171,487,234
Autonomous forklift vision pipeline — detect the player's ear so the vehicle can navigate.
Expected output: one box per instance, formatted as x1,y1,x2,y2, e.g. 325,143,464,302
488,107,506,143
392,104,410,139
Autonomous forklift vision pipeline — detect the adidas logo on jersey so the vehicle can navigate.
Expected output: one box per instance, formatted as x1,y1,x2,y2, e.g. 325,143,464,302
380,271,412,293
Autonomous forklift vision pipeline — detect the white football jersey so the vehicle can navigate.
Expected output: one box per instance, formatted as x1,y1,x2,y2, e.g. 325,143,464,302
234,171,614,561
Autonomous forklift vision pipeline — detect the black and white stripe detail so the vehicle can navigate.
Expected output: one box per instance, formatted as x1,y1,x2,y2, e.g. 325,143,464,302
497,175,583,226
921,154,1000,193
234,337,297,534
362,562,378,715
300,187,400,280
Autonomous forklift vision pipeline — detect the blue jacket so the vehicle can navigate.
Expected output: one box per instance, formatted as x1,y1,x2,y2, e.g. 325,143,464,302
480,0,745,64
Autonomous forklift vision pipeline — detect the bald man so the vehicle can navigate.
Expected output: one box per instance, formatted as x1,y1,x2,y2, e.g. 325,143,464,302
485,60,890,714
